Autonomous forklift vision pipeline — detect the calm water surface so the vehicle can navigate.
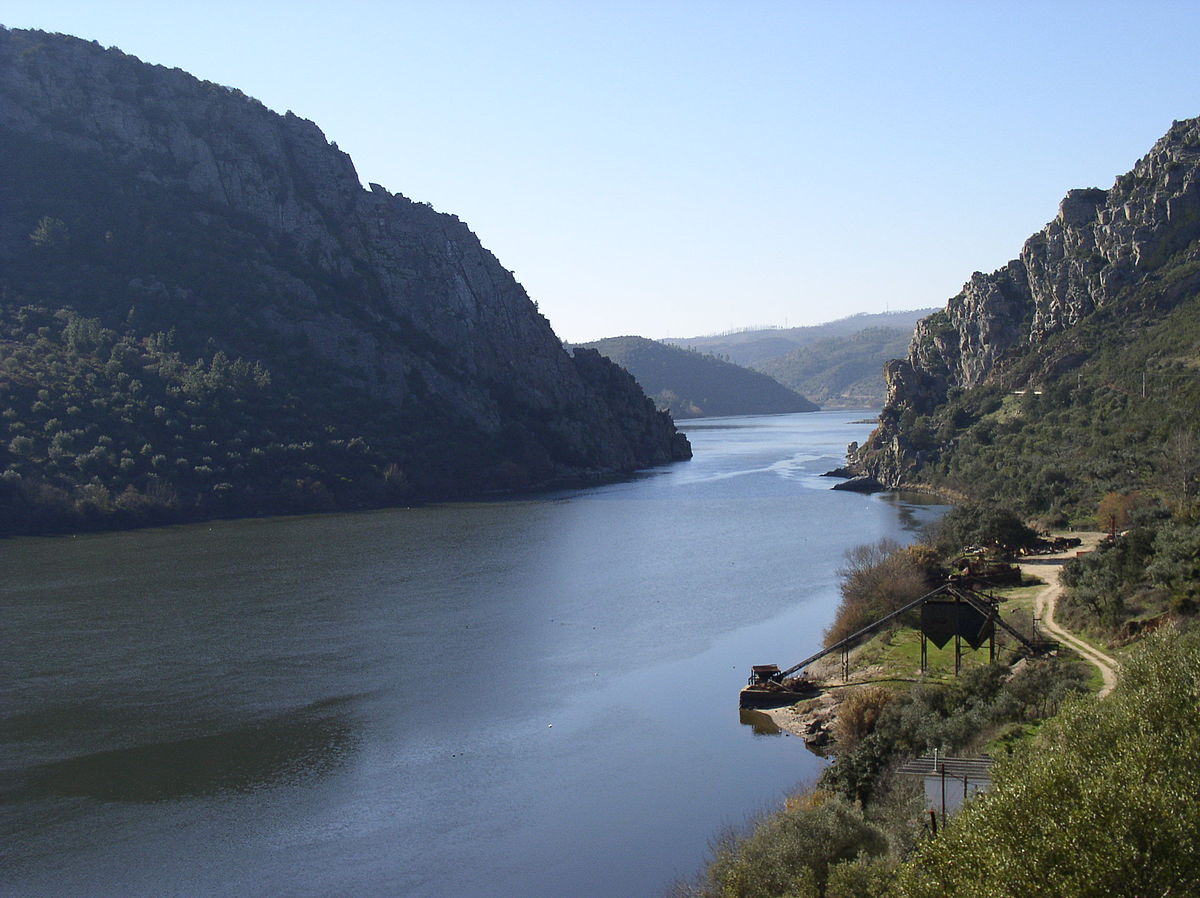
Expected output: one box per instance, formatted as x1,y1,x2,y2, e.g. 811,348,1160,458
1,411,944,897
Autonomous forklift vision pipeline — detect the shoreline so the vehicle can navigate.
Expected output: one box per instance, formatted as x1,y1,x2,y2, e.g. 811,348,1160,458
751,531,1112,757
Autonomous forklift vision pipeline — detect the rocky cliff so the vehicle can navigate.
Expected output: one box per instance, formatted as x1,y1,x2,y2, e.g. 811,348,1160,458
854,117,1200,488
0,27,688,531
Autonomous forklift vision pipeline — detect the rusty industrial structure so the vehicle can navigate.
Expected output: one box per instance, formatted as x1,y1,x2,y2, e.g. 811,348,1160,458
739,582,1055,708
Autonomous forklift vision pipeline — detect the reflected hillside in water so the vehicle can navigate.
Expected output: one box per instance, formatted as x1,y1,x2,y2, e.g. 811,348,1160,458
10,699,358,804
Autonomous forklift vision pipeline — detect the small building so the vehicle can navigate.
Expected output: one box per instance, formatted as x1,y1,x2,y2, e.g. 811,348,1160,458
897,752,993,822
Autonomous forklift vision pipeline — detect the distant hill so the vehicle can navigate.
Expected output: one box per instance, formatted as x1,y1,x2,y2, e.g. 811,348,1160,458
663,310,934,366
662,311,933,408
577,336,818,419
754,326,916,408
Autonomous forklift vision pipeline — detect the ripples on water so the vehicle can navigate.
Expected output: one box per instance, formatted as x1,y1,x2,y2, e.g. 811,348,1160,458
1,411,945,897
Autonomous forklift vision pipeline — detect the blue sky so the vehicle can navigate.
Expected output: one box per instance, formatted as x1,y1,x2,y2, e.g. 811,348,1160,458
4,2,1199,342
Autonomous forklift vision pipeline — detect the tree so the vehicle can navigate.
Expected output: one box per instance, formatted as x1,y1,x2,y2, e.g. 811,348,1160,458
1146,520,1200,610
930,502,1039,557
1095,490,1151,532
1158,430,1200,511
825,540,936,647
699,794,887,898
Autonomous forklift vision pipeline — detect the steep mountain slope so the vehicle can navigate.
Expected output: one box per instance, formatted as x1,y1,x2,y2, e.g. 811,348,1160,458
851,117,1200,519
0,28,689,534
577,336,818,419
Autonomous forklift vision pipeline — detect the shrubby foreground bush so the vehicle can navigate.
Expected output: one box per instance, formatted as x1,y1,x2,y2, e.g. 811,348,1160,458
891,626,1200,897
673,792,890,898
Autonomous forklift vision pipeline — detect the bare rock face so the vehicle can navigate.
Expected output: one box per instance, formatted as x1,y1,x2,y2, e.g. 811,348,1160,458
855,117,1200,486
0,27,689,496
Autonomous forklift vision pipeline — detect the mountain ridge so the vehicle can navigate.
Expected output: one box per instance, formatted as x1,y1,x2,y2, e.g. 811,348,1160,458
851,115,1200,516
663,310,935,363
0,27,689,533
662,310,935,407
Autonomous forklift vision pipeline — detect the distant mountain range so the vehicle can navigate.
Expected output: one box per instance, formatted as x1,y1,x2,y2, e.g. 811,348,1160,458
573,336,818,419
663,310,934,408
578,311,934,415
665,310,934,364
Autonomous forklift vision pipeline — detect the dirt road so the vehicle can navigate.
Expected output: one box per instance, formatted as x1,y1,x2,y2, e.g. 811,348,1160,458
1016,533,1118,697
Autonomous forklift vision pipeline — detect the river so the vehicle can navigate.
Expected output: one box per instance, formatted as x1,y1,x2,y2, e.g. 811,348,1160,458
1,411,944,897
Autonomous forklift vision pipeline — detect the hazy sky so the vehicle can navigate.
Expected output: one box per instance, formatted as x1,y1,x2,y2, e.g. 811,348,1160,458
5,2,1199,342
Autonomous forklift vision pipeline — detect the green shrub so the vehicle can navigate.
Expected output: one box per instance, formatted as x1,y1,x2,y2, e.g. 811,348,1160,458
697,794,887,898
890,626,1200,898
929,502,1039,558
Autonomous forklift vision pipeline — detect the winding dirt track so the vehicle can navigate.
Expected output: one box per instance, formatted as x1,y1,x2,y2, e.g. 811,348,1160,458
1016,533,1118,697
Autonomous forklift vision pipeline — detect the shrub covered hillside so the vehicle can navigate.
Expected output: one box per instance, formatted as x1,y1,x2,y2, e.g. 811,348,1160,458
853,117,1200,524
0,305,457,532
0,29,689,534
890,627,1200,898
867,277,1200,524
662,310,936,408
755,327,916,409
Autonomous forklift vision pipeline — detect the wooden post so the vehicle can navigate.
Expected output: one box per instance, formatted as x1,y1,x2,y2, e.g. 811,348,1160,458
940,766,947,829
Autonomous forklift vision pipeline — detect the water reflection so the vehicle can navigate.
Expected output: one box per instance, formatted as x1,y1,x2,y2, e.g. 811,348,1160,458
1,412,945,898
19,699,358,803
879,491,950,532
738,708,782,736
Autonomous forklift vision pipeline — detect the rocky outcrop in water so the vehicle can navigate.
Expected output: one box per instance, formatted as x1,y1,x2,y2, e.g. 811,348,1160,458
854,117,1200,486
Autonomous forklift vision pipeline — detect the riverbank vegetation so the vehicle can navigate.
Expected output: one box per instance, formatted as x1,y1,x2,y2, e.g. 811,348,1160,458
890,277,1200,528
0,304,414,534
680,498,1200,897
0,302,652,535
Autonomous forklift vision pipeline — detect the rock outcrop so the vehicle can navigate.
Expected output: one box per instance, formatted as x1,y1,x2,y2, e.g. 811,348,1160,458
854,117,1200,486
0,27,689,516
